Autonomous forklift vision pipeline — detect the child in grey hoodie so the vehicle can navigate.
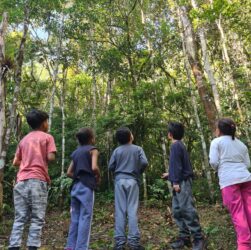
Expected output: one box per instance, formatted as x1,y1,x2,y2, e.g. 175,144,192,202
109,127,148,250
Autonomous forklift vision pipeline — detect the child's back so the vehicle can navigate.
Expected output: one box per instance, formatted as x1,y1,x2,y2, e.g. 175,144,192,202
109,144,148,182
16,130,56,183
71,144,97,190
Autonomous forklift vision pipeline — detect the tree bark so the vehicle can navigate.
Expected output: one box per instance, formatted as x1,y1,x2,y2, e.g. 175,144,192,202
178,5,217,134
0,12,8,220
191,0,222,116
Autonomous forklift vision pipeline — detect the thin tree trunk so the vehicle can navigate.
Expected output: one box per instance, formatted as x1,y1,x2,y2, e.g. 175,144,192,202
60,67,67,176
0,12,8,220
90,28,97,129
191,0,222,116
161,135,173,197
178,5,217,134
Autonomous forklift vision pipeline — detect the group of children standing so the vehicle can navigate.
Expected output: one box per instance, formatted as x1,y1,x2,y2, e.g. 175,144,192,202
7,109,251,250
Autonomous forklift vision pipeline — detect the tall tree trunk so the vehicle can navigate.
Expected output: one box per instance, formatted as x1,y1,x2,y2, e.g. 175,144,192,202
0,12,8,220
183,47,214,200
178,5,217,134
90,28,97,129
161,135,173,197
60,67,67,176
0,5,29,219
191,0,222,116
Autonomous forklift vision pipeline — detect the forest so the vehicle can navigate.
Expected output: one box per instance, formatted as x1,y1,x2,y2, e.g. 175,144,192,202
0,0,250,249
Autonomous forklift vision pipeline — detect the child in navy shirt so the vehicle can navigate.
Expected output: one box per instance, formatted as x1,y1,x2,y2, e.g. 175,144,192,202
65,128,100,250
162,122,205,250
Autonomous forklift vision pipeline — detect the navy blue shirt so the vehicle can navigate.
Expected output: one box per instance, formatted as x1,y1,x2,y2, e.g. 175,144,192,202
168,141,193,184
108,144,148,183
71,145,97,190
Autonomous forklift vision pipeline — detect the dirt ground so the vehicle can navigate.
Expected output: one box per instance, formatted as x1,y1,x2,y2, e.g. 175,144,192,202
0,202,236,250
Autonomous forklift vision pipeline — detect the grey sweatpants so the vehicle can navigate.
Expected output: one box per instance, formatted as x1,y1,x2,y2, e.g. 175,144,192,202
114,178,140,247
172,178,203,240
9,179,48,248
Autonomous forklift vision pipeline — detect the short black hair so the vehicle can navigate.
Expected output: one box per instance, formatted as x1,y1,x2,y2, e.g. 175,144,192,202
76,128,94,145
116,127,131,145
217,118,236,140
26,109,49,129
167,121,184,140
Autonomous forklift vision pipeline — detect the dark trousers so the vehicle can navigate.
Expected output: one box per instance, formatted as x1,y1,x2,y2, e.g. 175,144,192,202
172,178,203,240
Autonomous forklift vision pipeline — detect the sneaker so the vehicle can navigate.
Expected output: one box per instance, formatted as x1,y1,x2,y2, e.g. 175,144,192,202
171,237,192,249
28,247,38,250
8,248,20,250
128,245,145,250
192,238,206,250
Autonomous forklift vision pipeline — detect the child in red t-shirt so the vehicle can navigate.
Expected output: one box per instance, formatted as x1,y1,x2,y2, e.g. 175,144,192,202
8,109,57,250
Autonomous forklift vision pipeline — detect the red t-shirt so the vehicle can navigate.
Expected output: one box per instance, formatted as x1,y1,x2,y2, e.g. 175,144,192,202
15,131,57,183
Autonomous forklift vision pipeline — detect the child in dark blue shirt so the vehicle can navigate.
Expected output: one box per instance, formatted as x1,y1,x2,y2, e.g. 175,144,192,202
65,128,100,250
162,122,205,250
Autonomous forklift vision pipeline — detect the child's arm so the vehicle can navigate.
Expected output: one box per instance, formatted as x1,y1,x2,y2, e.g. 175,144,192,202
209,140,220,170
47,135,57,162
13,145,21,167
108,151,116,172
13,156,21,167
67,161,74,178
139,147,148,173
244,147,250,169
91,149,101,185
47,152,56,162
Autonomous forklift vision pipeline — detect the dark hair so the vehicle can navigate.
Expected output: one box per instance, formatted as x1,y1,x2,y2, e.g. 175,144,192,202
217,118,236,140
116,127,131,145
26,109,49,129
76,128,94,145
167,121,184,140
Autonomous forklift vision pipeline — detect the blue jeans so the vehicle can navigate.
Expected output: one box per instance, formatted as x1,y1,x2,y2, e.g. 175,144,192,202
9,179,48,248
65,181,94,250
114,178,140,247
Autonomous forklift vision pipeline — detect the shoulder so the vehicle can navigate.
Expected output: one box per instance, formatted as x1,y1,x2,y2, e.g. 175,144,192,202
171,141,184,150
235,138,248,150
210,137,221,146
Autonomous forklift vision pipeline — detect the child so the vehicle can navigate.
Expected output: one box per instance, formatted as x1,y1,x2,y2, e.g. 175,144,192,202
9,109,57,250
162,122,205,250
65,127,101,250
209,118,251,250
109,127,148,250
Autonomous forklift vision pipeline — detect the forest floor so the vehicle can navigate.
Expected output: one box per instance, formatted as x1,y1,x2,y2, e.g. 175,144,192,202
0,201,236,250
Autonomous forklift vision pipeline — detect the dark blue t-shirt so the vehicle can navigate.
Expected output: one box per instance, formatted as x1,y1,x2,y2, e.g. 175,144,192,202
168,141,193,184
71,145,97,190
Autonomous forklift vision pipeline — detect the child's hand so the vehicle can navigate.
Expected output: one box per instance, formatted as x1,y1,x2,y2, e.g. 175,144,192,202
173,184,181,193
96,174,101,186
161,173,169,180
